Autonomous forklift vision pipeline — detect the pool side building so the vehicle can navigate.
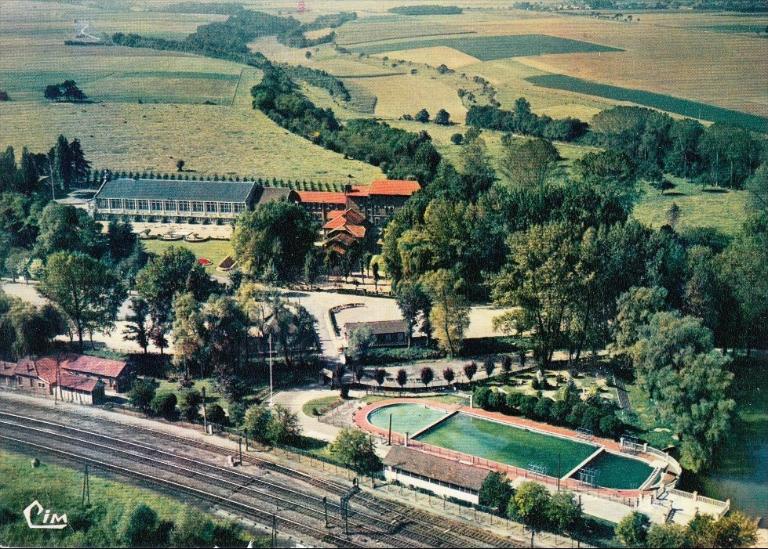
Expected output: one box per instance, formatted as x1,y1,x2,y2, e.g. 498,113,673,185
92,178,298,224
383,445,488,505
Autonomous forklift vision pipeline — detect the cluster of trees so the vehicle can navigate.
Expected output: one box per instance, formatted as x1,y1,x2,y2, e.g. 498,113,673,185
252,65,441,183
473,381,624,438
43,80,88,103
589,106,765,186
328,427,382,473
278,11,356,48
126,244,317,398
480,475,585,545
403,108,451,125
0,289,65,360
467,98,589,142
615,510,757,548
242,402,302,446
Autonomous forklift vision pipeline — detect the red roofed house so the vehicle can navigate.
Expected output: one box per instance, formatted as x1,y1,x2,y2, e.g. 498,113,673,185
297,191,348,223
297,180,421,228
1,356,106,405
322,208,373,258
58,354,132,392
348,179,421,227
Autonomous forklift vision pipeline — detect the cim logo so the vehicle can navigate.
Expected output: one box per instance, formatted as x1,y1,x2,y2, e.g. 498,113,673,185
23,500,68,530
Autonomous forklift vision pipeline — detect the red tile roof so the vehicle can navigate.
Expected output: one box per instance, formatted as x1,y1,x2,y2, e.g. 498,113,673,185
368,179,421,196
11,357,101,392
296,191,347,205
323,209,366,230
61,354,128,379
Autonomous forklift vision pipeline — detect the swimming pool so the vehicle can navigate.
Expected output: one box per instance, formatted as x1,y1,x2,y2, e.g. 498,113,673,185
367,402,449,435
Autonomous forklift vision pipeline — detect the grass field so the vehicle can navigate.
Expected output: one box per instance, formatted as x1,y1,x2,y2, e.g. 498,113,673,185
0,1,385,182
0,448,256,546
350,34,621,60
142,238,233,275
527,74,768,133
632,179,748,237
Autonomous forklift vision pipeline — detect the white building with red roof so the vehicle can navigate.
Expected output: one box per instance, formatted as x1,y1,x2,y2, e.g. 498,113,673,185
1,356,109,405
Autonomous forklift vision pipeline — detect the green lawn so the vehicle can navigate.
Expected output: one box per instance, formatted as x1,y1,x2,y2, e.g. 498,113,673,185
526,74,768,132
301,395,342,417
142,238,233,275
351,35,621,60
633,178,748,237
0,449,259,547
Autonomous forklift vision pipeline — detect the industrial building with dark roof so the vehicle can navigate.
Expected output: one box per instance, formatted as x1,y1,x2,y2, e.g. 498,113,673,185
93,178,298,224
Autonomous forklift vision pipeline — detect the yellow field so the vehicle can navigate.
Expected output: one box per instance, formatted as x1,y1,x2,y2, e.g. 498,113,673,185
345,72,468,121
376,46,481,69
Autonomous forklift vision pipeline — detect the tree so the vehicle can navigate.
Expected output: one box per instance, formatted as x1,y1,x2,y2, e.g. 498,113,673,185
415,108,430,123
396,368,408,391
484,357,495,378
232,201,318,282
442,367,455,385
206,403,227,426
176,159,185,172
329,427,382,474
574,149,637,187
463,361,477,383
419,366,434,388
646,524,691,548
492,223,579,371
666,202,681,229
35,202,106,258
709,511,757,548
123,297,150,354
267,404,301,445
39,252,125,351
179,389,202,422
374,368,386,388
745,162,768,218
394,281,430,347
171,292,204,379
243,405,273,444
615,512,650,548
0,90,10,102
500,136,560,188
450,133,464,145
630,312,734,472
347,326,375,363
478,472,512,513
129,378,156,412
150,392,177,419
421,269,469,356
508,481,551,546
614,286,668,352
44,84,62,101
546,491,583,537
119,503,171,548
203,296,248,399
650,178,676,195
434,109,451,125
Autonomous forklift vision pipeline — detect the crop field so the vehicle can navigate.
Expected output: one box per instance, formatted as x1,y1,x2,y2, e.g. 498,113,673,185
527,74,768,133
344,72,468,121
349,35,621,61
376,45,481,68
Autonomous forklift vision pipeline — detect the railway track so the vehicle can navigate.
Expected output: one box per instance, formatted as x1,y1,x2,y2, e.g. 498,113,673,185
0,406,521,547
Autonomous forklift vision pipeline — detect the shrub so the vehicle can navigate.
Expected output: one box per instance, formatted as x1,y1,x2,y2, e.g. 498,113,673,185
450,133,463,145
473,386,493,409
206,404,227,426
533,397,552,421
150,393,177,419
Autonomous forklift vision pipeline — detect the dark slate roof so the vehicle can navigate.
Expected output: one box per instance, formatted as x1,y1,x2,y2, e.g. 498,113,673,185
96,178,257,203
383,446,489,492
255,187,297,206
344,319,408,335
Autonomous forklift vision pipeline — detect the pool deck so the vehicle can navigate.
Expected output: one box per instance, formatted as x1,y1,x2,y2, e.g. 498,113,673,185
355,398,668,499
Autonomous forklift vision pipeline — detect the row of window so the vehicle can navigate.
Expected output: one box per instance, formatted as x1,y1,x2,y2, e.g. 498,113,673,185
98,199,244,214
390,467,478,495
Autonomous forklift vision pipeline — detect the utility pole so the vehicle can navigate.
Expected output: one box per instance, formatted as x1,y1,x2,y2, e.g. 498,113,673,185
557,453,561,492
271,513,276,548
201,386,208,433
269,332,274,407
323,496,329,528
81,463,90,506
388,414,392,446
238,435,243,465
